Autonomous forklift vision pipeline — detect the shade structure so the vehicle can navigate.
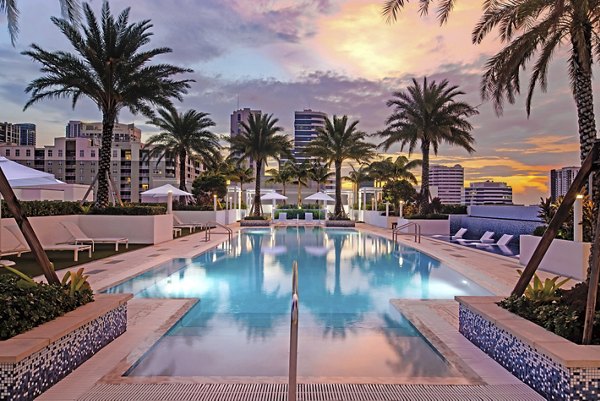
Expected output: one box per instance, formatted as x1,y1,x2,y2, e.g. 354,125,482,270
261,192,288,219
0,157,61,188
140,184,193,203
304,192,334,221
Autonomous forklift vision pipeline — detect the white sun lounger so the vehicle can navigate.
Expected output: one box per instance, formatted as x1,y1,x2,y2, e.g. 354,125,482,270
5,225,91,262
433,227,467,240
0,226,30,258
456,231,495,244
61,221,129,251
474,234,514,247
275,212,288,225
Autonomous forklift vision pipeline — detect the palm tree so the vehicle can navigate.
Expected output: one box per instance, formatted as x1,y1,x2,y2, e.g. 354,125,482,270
146,108,220,191
379,78,478,213
227,113,293,216
289,161,311,205
266,162,294,196
382,0,456,25
345,165,369,207
305,115,376,217
23,1,192,208
1,0,80,45
309,162,334,192
228,164,254,194
368,156,421,185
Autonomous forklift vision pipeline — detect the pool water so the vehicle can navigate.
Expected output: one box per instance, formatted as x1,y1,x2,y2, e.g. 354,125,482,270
106,227,491,377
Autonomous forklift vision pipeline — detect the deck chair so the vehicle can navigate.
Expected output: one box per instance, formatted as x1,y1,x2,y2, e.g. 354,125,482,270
275,212,288,225
304,212,315,225
456,231,495,244
474,234,514,247
173,214,204,233
5,225,92,262
0,226,30,258
433,227,467,240
61,221,129,251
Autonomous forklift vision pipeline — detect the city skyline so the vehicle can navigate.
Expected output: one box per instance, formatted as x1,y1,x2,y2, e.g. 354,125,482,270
0,0,588,204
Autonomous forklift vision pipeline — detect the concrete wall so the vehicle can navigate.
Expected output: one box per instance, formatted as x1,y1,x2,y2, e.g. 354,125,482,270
520,235,590,281
173,210,238,225
363,211,388,228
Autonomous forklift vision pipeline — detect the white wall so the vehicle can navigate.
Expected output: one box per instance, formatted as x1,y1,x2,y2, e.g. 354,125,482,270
363,211,388,228
173,210,237,225
520,235,590,281
406,219,450,235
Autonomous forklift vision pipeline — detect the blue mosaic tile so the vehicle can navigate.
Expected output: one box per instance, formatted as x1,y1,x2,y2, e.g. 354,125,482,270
459,304,600,401
0,304,127,401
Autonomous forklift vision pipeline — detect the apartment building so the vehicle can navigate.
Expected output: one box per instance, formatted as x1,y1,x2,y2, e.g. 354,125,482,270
293,109,327,163
464,181,513,205
550,166,580,201
429,164,464,204
66,120,141,143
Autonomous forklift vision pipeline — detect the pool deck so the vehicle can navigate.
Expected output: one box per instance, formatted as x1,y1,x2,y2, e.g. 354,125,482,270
35,222,548,401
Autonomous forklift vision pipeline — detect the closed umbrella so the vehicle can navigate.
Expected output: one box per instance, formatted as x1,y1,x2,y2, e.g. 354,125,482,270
304,192,335,221
261,192,288,219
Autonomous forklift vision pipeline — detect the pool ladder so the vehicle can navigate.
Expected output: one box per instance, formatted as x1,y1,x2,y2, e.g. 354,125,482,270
202,221,232,242
289,261,299,401
392,222,422,243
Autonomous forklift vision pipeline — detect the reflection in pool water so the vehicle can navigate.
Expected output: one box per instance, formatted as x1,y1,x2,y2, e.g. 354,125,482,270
106,227,491,377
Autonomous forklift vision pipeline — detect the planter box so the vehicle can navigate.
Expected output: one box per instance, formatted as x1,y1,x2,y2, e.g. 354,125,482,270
520,235,591,281
240,219,271,227
78,214,173,244
325,220,355,227
0,293,132,401
173,210,237,225
362,210,388,228
457,296,600,401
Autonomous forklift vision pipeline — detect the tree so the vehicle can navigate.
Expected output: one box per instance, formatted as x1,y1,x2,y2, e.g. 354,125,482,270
228,164,254,194
192,173,227,207
1,0,80,45
146,108,220,192
382,0,456,25
345,165,369,207
382,179,417,213
309,162,334,192
227,113,293,216
379,78,477,213
288,161,311,205
367,155,421,186
305,115,376,218
266,162,294,196
23,1,192,207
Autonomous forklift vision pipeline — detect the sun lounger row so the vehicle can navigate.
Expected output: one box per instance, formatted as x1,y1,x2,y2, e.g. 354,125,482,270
274,212,322,226
434,228,515,248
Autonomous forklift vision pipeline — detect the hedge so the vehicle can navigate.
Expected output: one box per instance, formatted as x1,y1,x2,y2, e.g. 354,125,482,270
0,275,94,340
275,209,325,219
404,213,449,220
89,205,166,215
1,200,84,218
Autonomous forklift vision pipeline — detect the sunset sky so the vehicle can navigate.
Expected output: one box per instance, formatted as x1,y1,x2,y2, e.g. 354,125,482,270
0,0,590,204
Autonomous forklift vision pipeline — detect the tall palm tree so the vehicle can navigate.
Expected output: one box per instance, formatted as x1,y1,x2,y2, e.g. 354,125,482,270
228,164,254,194
379,78,477,213
146,108,220,191
23,1,192,207
309,162,334,192
1,0,80,45
345,165,369,207
368,156,421,185
305,115,376,217
227,113,293,216
289,161,311,205
266,162,293,196
382,0,456,25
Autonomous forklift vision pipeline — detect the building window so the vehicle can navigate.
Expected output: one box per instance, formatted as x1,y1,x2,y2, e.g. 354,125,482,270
5,149,9,157
141,183,149,190
26,149,30,157
113,150,118,158
58,149,63,157
48,150,52,157
91,169,95,174
91,150,96,158
80,150,84,157
58,161,63,166
58,168,62,173
80,169,84,175
15,149,20,157
48,161,52,166
48,169,52,173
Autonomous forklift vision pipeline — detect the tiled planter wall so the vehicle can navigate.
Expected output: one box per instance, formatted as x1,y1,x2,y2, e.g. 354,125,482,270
458,297,600,401
0,295,131,401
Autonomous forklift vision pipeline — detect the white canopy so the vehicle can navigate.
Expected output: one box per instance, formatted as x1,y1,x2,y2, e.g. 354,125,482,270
261,192,288,201
0,157,62,187
305,192,334,202
140,184,193,203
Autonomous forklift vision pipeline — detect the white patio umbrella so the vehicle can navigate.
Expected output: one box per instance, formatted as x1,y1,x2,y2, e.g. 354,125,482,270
261,192,288,219
0,157,63,265
304,191,335,221
140,184,193,202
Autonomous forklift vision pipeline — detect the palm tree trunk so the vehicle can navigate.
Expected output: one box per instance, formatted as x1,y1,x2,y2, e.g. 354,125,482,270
334,160,343,217
420,141,431,214
297,181,302,205
179,150,187,191
96,111,116,208
283,182,286,196
254,160,262,216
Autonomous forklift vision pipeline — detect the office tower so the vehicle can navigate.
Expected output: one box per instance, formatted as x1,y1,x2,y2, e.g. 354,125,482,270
464,181,513,205
429,164,464,204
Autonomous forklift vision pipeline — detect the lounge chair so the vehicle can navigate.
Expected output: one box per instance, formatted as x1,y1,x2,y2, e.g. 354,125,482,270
456,231,495,244
5,225,92,262
0,226,30,258
61,221,129,251
275,212,288,225
433,227,467,240
173,215,204,233
474,234,514,248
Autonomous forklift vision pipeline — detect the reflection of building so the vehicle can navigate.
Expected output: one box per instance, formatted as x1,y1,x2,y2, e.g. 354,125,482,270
550,166,580,201
464,181,513,205
0,122,202,202
429,164,464,204
293,109,327,163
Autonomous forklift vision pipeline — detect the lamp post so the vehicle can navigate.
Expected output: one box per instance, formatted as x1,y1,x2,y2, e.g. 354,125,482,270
574,194,584,242
213,194,217,212
399,200,404,219
385,202,390,217
167,190,173,214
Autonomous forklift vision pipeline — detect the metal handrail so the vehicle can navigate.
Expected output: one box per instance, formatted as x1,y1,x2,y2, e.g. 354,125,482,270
203,221,232,242
392,222,421,243
289,261,299,401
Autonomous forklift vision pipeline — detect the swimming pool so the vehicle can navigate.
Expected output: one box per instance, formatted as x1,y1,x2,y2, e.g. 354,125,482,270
106,227,491,378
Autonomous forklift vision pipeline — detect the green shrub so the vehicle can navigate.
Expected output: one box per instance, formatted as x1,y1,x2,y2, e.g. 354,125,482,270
89,205,166,215
275,209,324,219
244,215,268,220
0,274,93,340
405,213,449,220
438,204,467,214
173,204,216,211
1,200,85,218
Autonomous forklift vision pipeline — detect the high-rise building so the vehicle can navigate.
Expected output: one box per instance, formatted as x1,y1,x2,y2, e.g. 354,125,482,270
15,123,36,146
0,122,19,145
65,120,141,143
230,108,261,140
464,181,513,205
429,164,464,204
293,109,327,163
550,166,580,201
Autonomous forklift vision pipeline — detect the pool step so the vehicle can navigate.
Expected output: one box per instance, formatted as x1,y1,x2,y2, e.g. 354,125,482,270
80,383,544,401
